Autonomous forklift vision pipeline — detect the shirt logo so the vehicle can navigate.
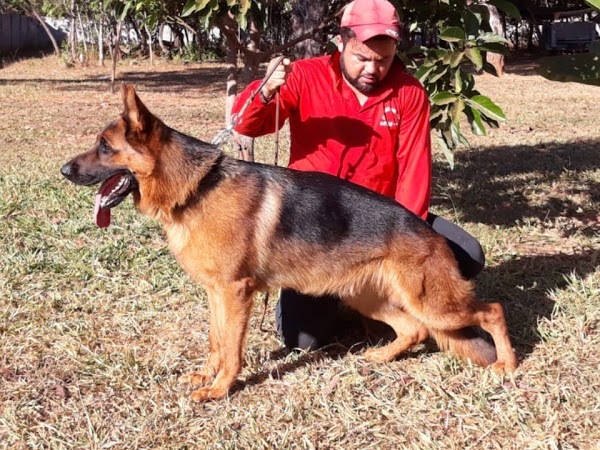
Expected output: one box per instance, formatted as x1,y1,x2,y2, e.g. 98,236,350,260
380,106,399,128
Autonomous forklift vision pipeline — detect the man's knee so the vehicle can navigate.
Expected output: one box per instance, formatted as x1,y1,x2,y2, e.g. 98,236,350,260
276,290,339,350
427,213,485,279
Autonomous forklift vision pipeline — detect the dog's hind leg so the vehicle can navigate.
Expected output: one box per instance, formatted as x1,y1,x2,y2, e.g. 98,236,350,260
458,302,517,374
344,291,429,363
178,293,221,387
362,308,429,363
421,300,517,374
190,278,255,402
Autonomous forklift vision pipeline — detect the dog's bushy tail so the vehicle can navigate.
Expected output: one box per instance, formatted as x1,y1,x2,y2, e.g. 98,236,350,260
430,328,497,367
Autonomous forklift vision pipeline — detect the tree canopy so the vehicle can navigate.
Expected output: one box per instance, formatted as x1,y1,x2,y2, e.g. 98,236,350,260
2,0,596,163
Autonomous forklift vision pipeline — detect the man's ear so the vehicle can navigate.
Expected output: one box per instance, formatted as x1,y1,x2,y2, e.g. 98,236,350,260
336,35,344,53
121,83,152,133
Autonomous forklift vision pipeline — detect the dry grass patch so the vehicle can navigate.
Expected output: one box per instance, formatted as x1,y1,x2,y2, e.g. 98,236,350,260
1,55,599,448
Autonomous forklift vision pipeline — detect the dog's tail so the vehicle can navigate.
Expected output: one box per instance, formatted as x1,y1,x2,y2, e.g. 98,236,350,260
429,328,497,367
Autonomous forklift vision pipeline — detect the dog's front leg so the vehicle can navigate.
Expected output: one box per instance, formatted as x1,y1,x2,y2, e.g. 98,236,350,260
190,278,255,402
178,292,221,387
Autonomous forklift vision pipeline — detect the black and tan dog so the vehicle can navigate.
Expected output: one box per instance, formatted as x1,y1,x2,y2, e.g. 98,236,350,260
61,84,517,401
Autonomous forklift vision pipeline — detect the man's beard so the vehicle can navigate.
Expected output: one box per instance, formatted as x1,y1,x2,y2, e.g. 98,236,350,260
339,54,379,94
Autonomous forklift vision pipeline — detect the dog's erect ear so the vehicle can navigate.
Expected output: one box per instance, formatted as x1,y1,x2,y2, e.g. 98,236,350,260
121,83,153,133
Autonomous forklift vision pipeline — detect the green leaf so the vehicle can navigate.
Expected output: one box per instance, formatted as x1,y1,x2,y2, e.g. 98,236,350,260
453,68,463,93
487,0,522,20
482,115,500,129
182,0,197,16
431,91,457,106
465,47,483,71
450,98,465,123
468,5,490,23
118,1,132,20
585,0,600,10
236,11,248,29
478,42,509,55
462,10,481,38
424,50,447,67
477,32,510,44
442,50,453,65
428,65,449,83
182,0,212,16
436,135,455,169
430,107,444,125
450,51,464,68
465,106,486,136
438,27,466,43
239,0,251,15
482,61,501,76
407,45,428,55
465,94,507,122
452,121,470,147
414,64,434,83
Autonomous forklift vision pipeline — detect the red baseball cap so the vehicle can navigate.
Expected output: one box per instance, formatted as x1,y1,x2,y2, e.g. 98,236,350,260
341,0,401,42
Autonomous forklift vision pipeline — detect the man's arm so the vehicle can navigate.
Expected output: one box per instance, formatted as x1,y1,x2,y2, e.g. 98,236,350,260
232,58,296,137
394,81,432,220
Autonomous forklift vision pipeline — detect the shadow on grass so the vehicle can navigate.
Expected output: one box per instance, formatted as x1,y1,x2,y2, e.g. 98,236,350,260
479,249,599,357
503,52,545,76
0,66,233,94
432,138,600,227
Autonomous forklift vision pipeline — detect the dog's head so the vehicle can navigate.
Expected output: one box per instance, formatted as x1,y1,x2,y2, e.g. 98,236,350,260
61,84,160,228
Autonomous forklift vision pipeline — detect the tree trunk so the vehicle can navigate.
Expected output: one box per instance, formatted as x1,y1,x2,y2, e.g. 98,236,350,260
158,22,170,56
173,27,185,55
225,46,238,126
110,20,123,93
486,4,505,76
220,12,254,162
290,0,327,59
242,16,261,82
99,18,104,67
145,24,153,66
28,5,61,57
70,0,77,63
77,5,88,62
129,16,147,53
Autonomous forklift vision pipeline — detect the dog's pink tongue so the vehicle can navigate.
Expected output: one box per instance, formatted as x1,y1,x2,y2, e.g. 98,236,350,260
94,193,111,228
94,175,122,228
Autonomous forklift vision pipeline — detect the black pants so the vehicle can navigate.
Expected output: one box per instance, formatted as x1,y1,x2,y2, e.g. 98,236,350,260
275,213,485,350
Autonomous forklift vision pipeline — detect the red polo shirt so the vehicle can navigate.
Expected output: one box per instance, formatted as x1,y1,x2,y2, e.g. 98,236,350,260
232,52,432,219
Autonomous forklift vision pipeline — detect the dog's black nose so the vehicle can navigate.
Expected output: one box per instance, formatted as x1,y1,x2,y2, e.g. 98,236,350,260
60,162,74,178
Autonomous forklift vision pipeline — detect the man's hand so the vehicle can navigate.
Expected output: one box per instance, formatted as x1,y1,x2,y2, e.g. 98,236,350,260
261,57,291,101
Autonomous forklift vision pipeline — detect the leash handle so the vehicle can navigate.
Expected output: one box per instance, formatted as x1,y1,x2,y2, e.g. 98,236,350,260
274,90,280,167
212,55,286,148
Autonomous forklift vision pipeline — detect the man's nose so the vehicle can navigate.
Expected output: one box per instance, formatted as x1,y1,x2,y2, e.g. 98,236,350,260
364,61,377,74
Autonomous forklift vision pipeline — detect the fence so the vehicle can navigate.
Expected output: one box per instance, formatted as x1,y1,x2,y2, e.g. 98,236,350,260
0,13,64,56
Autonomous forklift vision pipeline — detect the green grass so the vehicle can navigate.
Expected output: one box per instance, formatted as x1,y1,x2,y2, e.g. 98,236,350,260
1,56,599,448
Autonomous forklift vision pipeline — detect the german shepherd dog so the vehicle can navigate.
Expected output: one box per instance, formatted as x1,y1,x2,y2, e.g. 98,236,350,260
61,84,517,401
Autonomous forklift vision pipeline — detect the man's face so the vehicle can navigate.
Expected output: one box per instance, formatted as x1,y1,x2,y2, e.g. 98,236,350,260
339,36,397,94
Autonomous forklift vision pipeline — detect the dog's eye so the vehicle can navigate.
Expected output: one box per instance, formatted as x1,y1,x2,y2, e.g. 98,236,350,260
98,138,115,156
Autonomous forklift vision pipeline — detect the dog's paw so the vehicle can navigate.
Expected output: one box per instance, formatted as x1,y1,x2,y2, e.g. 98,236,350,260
178,372,213,386
490,359,518,375
190,386,228,402
362,347,394,363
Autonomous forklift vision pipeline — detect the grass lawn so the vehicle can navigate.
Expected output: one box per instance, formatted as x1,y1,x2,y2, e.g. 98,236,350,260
0,55,599,449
